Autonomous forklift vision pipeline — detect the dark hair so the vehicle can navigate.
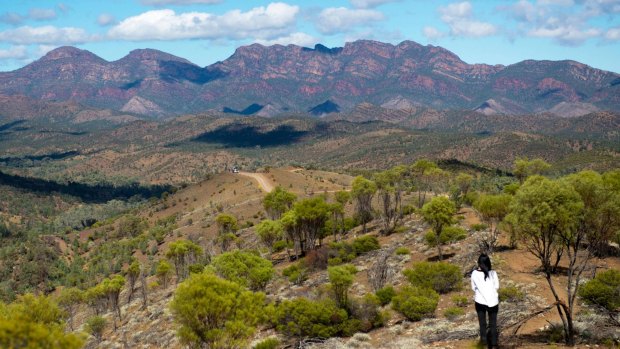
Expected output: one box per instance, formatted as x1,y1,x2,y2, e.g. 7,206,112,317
478,254,492,280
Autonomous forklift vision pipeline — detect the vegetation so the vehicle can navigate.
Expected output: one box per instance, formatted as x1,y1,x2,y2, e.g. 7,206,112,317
403,262,462,294
579,269,620,312
211,250,274,291
170,272,266,349
351,176,377,233
328,264,358,308
421,197,457,260
392,286,439,321
498,285,526,303
273,298,350,340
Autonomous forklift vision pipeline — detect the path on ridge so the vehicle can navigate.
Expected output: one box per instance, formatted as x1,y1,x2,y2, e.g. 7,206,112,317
238,172,275,193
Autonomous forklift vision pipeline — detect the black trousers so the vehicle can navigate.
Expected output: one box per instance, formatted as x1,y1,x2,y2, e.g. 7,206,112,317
475,302,499,347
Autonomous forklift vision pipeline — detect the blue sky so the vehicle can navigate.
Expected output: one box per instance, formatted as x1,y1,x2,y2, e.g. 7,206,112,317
0,0,619,72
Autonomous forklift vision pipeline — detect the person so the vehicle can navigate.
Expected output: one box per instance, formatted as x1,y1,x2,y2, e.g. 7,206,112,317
471,253,499,348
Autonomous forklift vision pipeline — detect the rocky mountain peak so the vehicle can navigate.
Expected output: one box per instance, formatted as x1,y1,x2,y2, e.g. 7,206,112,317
118,49,194,65
39,46,104,63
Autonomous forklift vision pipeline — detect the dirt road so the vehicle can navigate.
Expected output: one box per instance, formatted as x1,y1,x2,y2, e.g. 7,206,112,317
238,172,275,192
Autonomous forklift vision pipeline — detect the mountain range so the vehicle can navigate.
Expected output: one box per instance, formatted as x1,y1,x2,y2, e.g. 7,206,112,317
0,40,619,117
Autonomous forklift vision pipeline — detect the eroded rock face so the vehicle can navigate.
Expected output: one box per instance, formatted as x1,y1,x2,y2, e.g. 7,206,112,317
0,40,618,116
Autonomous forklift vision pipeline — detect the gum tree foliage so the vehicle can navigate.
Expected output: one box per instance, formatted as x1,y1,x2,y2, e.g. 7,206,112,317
328,264,358,308
0,293,85,349
281,197,330,256
513,157,551,183
156,259,173,288
473,193,512,253
125,260,141,303
421,197,456,261
263,186,297,219
255,219,283,255
373,166,407,235
210,250,274,291
351,176,377,234
411,159,441,208
506,175,584,346
165,239,203,281
57,287,84,331
215,213,239,252
85,316,106,343
170,272,266,349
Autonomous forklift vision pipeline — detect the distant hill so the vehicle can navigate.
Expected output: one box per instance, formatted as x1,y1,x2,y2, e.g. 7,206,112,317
0,40,618,117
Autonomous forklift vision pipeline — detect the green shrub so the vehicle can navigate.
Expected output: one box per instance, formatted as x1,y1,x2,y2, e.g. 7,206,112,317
352,235,380,254
282,263,307,285
391,286,439,321
211,250,274,291
272,240,289,253
395,247,410,255
274,298,350,339
254,337,279,349
579,269,620,311
85,316,107,342
403,262,462,294
470,223,488,232
444,306,465,320
498,285,525,303
328,242,356,264
451,295,469,307
375,286,396,306
424,226,467,247
349,294,386,332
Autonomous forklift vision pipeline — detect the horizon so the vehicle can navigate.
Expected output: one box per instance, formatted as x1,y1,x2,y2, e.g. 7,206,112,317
0,1,619,73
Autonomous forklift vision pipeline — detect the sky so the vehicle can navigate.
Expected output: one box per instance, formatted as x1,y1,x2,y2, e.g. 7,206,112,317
0,0,619,72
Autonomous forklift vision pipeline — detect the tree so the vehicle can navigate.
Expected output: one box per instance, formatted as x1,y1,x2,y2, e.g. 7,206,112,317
506,175,584,345
125,260,141,304
328,264,358,308
421,197,456,260
117,214,148,238
474,194,512,253
57,287,84,331
263,186,296,219
255,219,283,255
100,275,125,329
170,272,265,349
291,197,331,255
216,214,239,252
374,167,406,235
211,250,274,291
453,172,474,206
156,260,173,288
85,316,106,343
0,294,84,349
411,159,438,208
166,239,203,281
513,157,551,183
351,176,377,233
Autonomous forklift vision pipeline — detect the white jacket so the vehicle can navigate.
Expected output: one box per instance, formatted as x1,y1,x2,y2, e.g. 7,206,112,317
471,269,499,307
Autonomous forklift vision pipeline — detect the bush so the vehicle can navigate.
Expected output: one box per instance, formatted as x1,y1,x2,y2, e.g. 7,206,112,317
451,295,469,307
351,235,380,254
470,223,488,232
304,247,330,270
391,286,439,321
85,316,106,342
444,306,465,320
395,247,410,255
282,263,307,284
272,240,289,252
211,250,274,291
274,298,350,339
375,286,396,306
254,337,279,349
498,285,525,303
425,226,467,247
579,269,620,312
328,242,356,265
403,262,462,294
349,294,386,332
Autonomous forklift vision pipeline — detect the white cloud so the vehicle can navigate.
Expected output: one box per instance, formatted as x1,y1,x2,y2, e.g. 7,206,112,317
423,26,445,40
315,7,384,35
438,1,497,37
0,45,28,59
529,24,600,45
97,13,116,26
141,0,222,5
36,44,60,56
349,0,400,9
0,26,92,45
256,32,319,46
605,27,620,41
108,3,299,41
0,12,24,25
28,8,57,21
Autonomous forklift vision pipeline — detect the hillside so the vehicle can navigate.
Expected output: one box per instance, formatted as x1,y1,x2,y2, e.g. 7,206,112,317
0,40,618,116
3,165,618,349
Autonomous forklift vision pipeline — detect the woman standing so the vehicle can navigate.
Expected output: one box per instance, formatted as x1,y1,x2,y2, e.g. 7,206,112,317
471,253,500,348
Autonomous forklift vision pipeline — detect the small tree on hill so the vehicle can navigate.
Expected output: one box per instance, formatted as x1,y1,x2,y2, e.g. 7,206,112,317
474,193,512,252
166,239,203,281
351,176,377,233
216,213,239,251
421,197,456,260
411,159,438,208
57,287,83,331
156,260,173,288
374,166,406,235
328,264,358,308
125,260,141,304
513,157,551,183
170,272,266,349
255,219,283,255
263,186,297,219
